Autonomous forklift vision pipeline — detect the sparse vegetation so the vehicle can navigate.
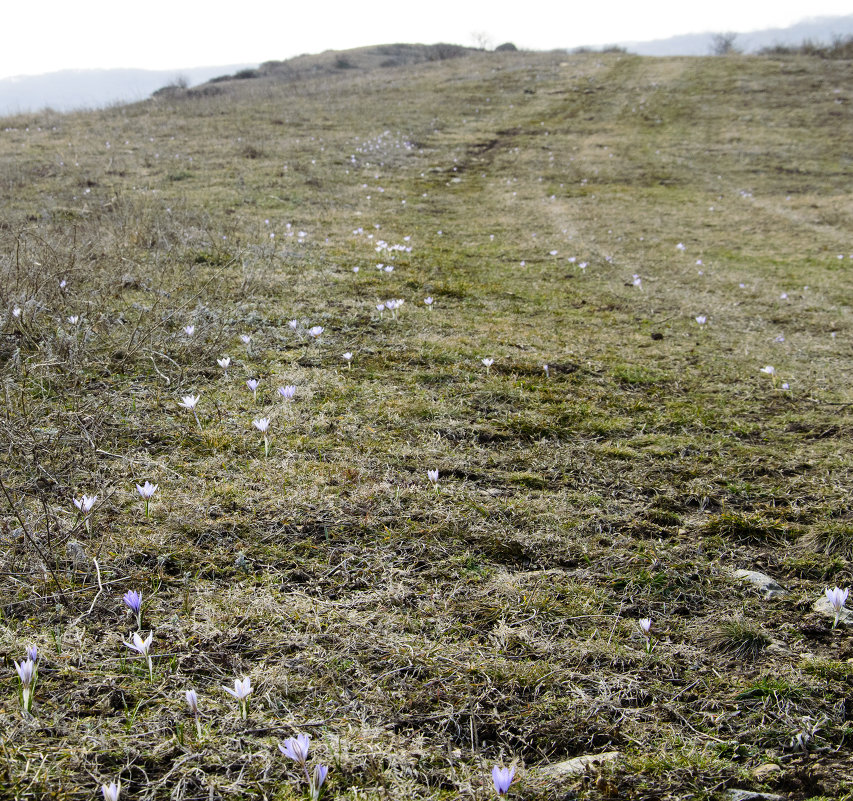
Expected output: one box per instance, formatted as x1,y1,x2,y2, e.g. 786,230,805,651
0,44,851,800
760,34,853,59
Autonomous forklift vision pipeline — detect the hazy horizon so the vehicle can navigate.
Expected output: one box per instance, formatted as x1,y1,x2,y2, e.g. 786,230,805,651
3,1,852,80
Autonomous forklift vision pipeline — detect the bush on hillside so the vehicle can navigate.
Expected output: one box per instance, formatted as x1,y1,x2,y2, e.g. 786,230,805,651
760,35,853,59
710,32,740,55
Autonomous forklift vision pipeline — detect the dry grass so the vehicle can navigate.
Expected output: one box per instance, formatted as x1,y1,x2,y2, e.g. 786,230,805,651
0,47,852,800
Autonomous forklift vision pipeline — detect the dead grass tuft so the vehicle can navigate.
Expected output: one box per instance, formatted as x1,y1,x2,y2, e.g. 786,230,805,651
708,619,771,660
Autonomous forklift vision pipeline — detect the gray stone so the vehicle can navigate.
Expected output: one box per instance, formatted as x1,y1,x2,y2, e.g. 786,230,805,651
536,751,619,778
725,790,785,801
734,569,787,599
66,540,89,567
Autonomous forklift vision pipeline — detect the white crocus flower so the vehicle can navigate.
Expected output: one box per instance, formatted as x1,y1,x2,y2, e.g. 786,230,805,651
178,394,199,410
101,781,121,801
825,587,849,629
253,418,271,456
178,394,202,429
73,494,97,514
14,658,36,714
123,632,154,681
136,481,158,517
222,677,252,719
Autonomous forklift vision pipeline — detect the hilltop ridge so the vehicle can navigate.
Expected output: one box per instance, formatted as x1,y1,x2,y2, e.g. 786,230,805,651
3,12,853,113
152,43,489,100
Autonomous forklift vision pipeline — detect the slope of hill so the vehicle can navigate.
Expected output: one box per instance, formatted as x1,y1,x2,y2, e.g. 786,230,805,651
0,47,852,800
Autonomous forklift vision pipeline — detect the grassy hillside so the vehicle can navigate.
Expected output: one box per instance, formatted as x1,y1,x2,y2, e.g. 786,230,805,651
1,47,852,800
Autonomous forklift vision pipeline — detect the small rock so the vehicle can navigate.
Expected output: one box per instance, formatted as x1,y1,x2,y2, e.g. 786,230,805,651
751,763,781,782
734,569,787,599
234,551,252,572
765,639,792,656
537,751,620,778
813,595,853,626
66,540,89,567
725,790,785,801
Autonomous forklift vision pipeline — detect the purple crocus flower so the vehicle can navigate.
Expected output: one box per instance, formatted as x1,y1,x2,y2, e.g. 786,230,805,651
123,590,143,629
313,764,328,787
279,733,311,766
310,764,329,800
15,658,35,688
491,765,515,795
123,590,142,615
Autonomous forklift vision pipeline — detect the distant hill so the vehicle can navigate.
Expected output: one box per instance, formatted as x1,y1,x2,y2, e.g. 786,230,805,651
620,14,853,56
0,64,256,116
198,43,482,87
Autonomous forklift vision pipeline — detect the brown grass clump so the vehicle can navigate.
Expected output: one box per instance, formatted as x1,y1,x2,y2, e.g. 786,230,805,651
801,521,853,561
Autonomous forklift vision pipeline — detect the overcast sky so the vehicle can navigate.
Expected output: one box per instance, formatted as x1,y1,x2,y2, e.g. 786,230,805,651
2,0,850,79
